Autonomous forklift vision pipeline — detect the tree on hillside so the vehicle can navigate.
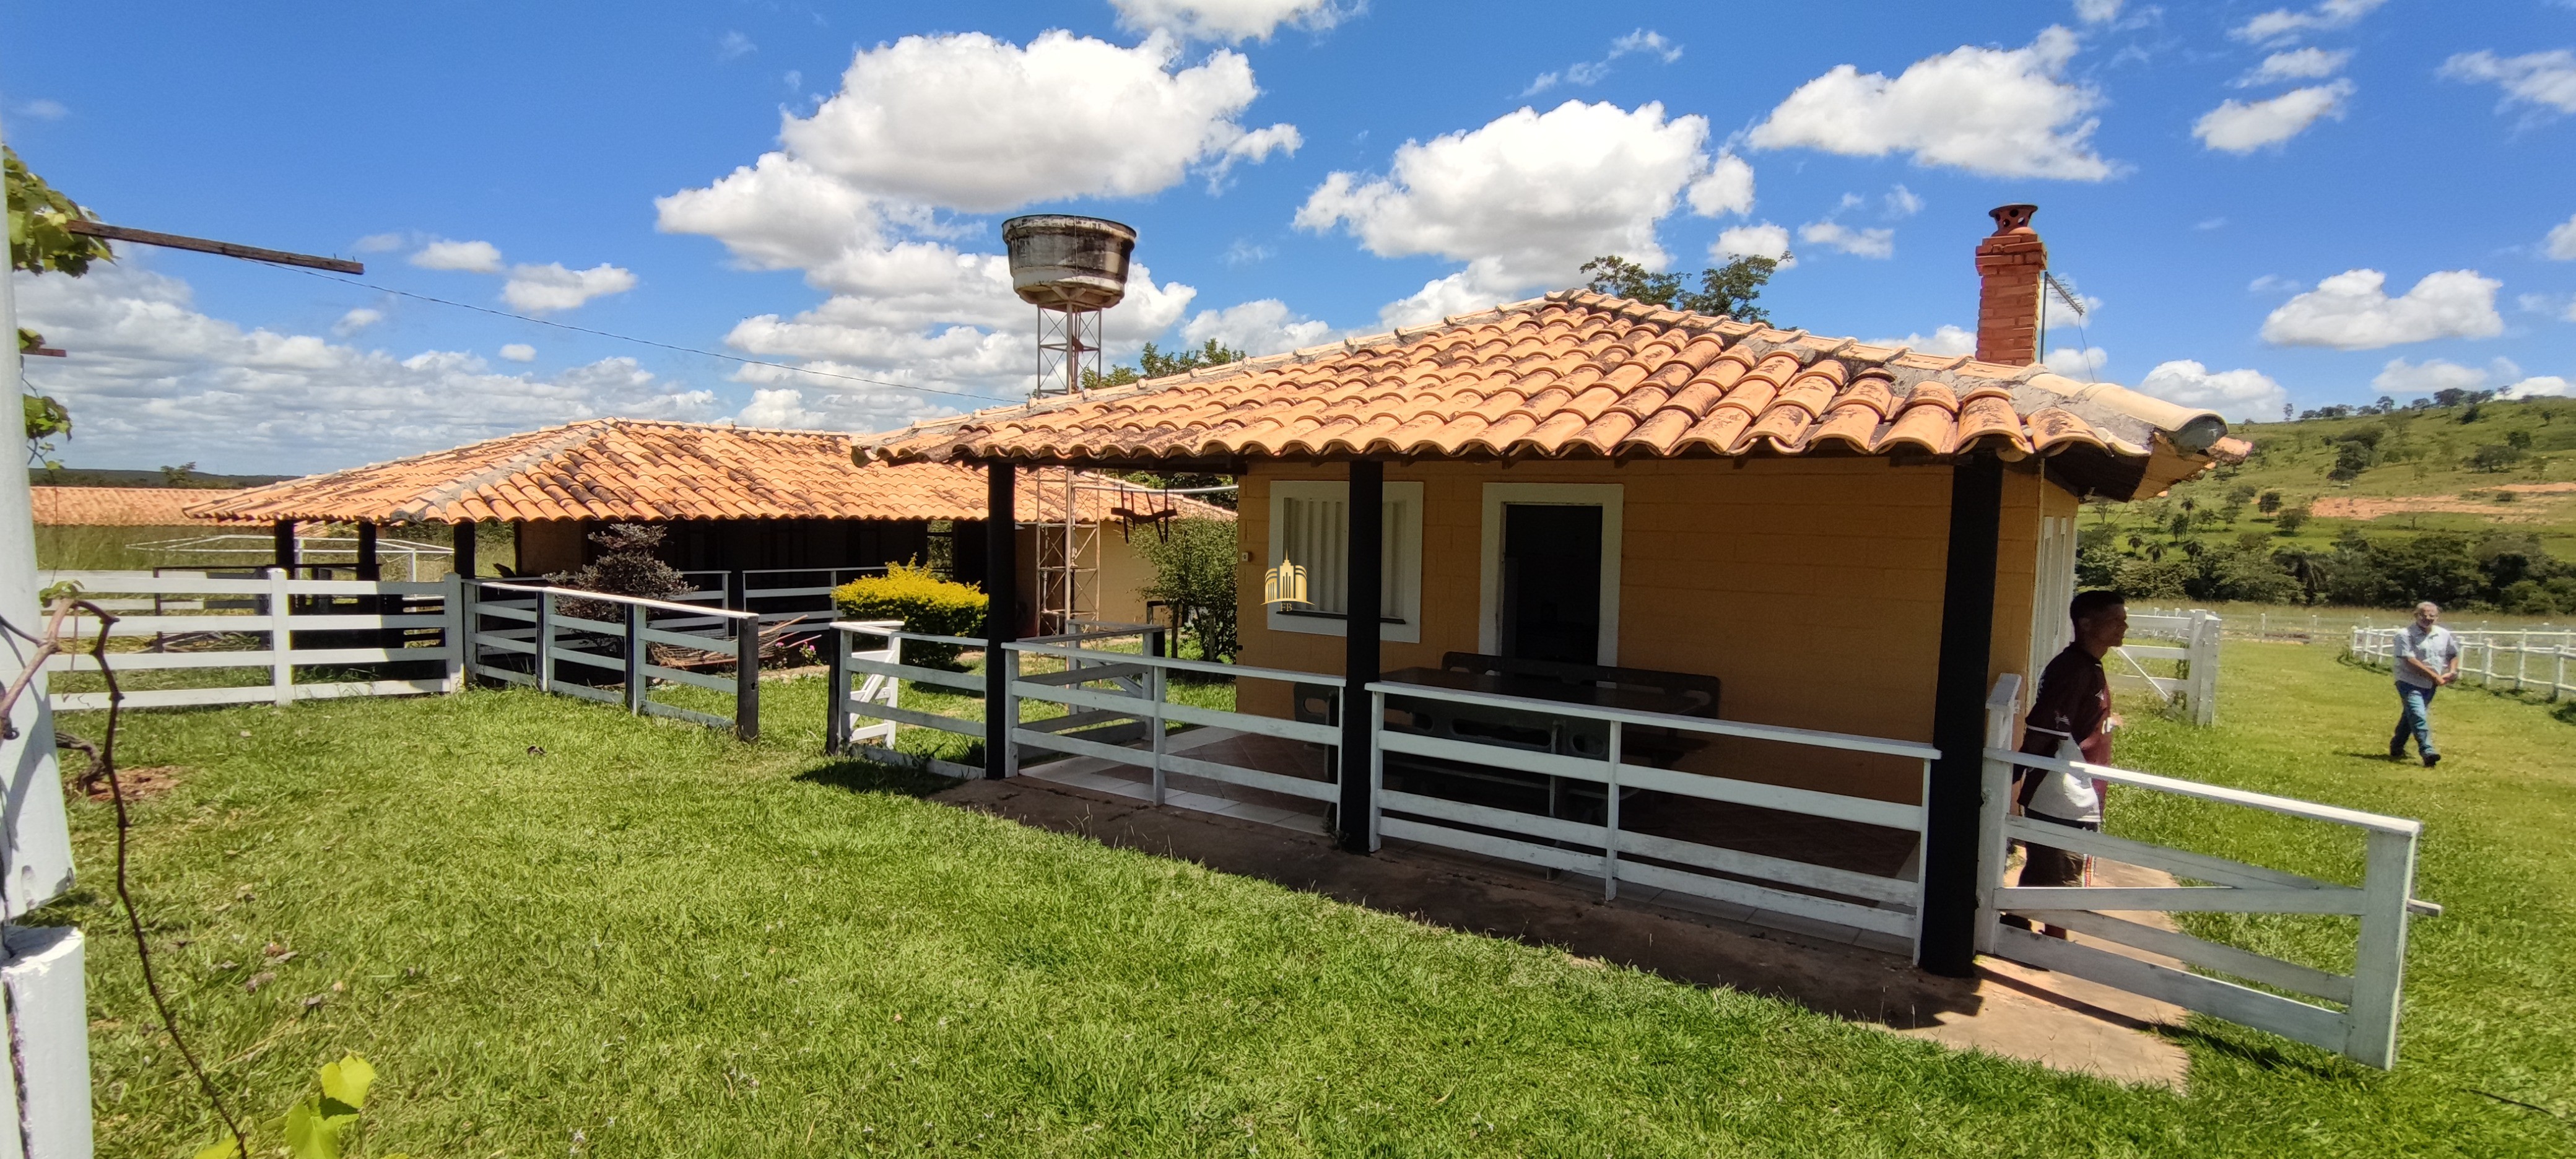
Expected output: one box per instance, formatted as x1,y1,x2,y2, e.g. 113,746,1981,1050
1082,338,1246,391
7,146,113,467
1580,254,1782,326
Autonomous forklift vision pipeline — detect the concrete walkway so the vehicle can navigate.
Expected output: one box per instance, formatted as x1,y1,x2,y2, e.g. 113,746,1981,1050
935,774,2191,1088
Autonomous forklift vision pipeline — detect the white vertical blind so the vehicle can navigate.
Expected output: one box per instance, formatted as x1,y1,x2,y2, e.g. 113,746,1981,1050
1278,494,1409,622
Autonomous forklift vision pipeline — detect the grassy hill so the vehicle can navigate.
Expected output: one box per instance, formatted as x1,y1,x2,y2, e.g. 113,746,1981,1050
2080,396,2576,613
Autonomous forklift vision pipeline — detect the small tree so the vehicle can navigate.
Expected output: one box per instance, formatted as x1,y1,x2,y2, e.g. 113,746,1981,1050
1136,517,1240,660
549,524,688,622
2275,505,2312,535
1580,254,1782,325
2258,489,2282,514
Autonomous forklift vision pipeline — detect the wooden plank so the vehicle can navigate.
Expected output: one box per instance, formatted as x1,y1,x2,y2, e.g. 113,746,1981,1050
1991,924,2348,1055
638,624,730,649
1012,727,1147,766
475,603,539,623
1377,729,1612,783
1017,662,1150,688
287,679,450,702
1009,640,1332,686
1991,747,2421,835
1378,816,1597,875
1368,680,1941,761
2003,908,2353,1003
1160,752,1339,802
548,646,624,672
51,646,453,672
1617,827,1917,905
2002,817,2340,893
62,219,365,272
1011,680,1147,718
856,701,984,736
477,581,757,620
1022,708,1134,735
639,663,736,693
552,612,625,635
1159,701,1338,744
1617,858,1918,938
54,685,274,711
473,635,537,656
639,699,731,729
552,681,622,706
1995,885,2367,915
479,666,537,687
845,658,983,691
1616,763,1922,831
2346,827,2419,1069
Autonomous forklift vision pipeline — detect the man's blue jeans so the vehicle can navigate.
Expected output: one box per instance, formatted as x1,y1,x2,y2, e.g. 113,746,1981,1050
2393,682,2439,757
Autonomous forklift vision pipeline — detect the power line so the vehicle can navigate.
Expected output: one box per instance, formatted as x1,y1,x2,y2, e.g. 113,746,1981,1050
280,267,1020,404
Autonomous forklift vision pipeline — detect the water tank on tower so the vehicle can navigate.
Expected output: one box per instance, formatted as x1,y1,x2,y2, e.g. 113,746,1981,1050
1002,215,1136,397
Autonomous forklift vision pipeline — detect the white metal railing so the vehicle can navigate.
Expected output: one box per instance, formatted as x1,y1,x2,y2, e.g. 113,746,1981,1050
1368,679,1939,954
466,580,764,739
1003,636,1340,805
40,570,462,711
2349,625,2574,701
2109,610,2221,725
1977,674,2436,1068
825,623,990,778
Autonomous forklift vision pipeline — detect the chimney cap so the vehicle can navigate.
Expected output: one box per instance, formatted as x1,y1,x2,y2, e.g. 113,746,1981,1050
1988,204,2039,233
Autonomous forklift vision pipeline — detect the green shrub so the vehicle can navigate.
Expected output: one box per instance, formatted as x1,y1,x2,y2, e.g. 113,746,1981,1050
1135,517,1240,661
833,562,987,667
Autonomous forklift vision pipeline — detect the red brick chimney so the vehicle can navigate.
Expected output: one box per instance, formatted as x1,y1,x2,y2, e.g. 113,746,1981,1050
1974,204,2047,365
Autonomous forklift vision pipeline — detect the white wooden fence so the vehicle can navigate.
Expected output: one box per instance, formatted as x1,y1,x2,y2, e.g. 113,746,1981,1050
40,570,463,711
2348,626,2575,701
1005,633,1336,811
1978,674,2436,1068
466,580,764,739
2108,609,2222,726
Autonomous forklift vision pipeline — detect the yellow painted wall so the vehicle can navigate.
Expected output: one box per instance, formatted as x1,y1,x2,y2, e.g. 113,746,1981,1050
513,519,586,576
1233,457,2061,804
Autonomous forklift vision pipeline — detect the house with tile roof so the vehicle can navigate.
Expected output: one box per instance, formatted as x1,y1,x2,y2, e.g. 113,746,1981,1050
856,206,2250,978
188,418,1231,628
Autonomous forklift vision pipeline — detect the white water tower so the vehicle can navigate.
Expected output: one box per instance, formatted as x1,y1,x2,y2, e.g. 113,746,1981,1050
1002,214,1136,398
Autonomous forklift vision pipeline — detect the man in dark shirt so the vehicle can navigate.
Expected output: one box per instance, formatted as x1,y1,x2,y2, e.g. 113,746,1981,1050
2004,589,2127,938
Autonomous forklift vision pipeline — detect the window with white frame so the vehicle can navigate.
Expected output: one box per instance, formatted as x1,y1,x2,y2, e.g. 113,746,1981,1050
1265,480,1424,644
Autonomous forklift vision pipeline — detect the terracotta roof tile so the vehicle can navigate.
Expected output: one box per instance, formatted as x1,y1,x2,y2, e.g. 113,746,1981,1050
188,419,1232,526
860,292,2232,470
32,487,259,526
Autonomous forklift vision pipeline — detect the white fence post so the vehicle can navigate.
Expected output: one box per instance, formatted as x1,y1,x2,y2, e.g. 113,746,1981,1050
269,566,295,706
1000,645,1021,778
1367,688,1386,853
444,572,468,692
1148,662,1168,807
1973,674,2023,957
2347,827,2421,1069
1602,722,1623,903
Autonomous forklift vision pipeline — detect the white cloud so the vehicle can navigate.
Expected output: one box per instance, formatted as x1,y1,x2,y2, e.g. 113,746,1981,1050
2045,345,2109,376
2247,274,2300,293
657,30,1262,403
2231,0,2387,45
1222,239,1274,266
2136,360,2289,421
2240,48,2349,85
12,98,67,121
2043,285,2101,331
2372,357,2513,395
1524,28,1684,96
498,343,536,363
1180,298,1334,354
738,388,828,429
2440,50,2576,116
1796,219,1894,259
409,239,504,274
11,263,720,472
1108,0,1350,42
776,31,1291,212
1296,100,1739,323
2501,376,2574,399
1713,223,1795,268
718,31,755,61
2073,0,2121,24
2261,269,2504,349
1882,184,1924,218
352,233,406,253
1686,154,1756,217
331,308,383,337
2194,81,2352,152
1746,27,2113,181
1875,325,1976,356
499,263,637,313
2549,214,2576,260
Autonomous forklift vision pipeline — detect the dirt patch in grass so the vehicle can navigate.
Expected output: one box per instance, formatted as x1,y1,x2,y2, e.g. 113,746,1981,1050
2312,493,2565,521
85,764,188,802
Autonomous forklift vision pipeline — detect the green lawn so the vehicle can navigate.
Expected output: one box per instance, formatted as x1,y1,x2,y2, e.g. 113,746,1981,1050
41,642,2576,1157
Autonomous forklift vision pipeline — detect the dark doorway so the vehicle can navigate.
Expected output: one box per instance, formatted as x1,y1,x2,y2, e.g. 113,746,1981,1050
1498,503,1603,664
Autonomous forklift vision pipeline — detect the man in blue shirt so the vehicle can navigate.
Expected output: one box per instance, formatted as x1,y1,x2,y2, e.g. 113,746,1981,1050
2391,601,2461,768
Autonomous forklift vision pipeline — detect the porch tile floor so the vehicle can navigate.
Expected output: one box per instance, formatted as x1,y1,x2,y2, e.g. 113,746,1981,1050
939,771,2192,1088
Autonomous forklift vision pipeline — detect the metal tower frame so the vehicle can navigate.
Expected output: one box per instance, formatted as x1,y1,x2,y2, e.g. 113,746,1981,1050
1032,305,1103,633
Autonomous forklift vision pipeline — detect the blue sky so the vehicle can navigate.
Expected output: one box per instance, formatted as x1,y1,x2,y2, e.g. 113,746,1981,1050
6,0,2573,473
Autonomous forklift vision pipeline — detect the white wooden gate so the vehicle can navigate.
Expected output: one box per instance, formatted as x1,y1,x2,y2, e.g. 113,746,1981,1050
2110,609,2222,726
1977,676,2436,1067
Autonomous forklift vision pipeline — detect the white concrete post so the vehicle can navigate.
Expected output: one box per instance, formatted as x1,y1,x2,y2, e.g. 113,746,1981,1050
0,108,98,1158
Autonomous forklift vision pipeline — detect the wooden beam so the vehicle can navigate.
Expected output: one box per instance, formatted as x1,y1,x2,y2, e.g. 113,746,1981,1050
1920,452,2003,977
1339,459,1383,854
61,219,363,274
983,462,1018,780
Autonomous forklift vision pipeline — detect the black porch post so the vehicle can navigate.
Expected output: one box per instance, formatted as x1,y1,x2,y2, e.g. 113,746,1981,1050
356,521,380,581
453,519,479,580
982,461,1019,780
272,519,298,573
1338,458,1383,853
1921,452,2004,977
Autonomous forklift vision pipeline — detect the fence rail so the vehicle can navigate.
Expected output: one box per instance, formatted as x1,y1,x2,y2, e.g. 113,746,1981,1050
1977,674,2432,1068
2348,626,2575,701
2109,610,2221,726
465,580,764,738
39,570,463,711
